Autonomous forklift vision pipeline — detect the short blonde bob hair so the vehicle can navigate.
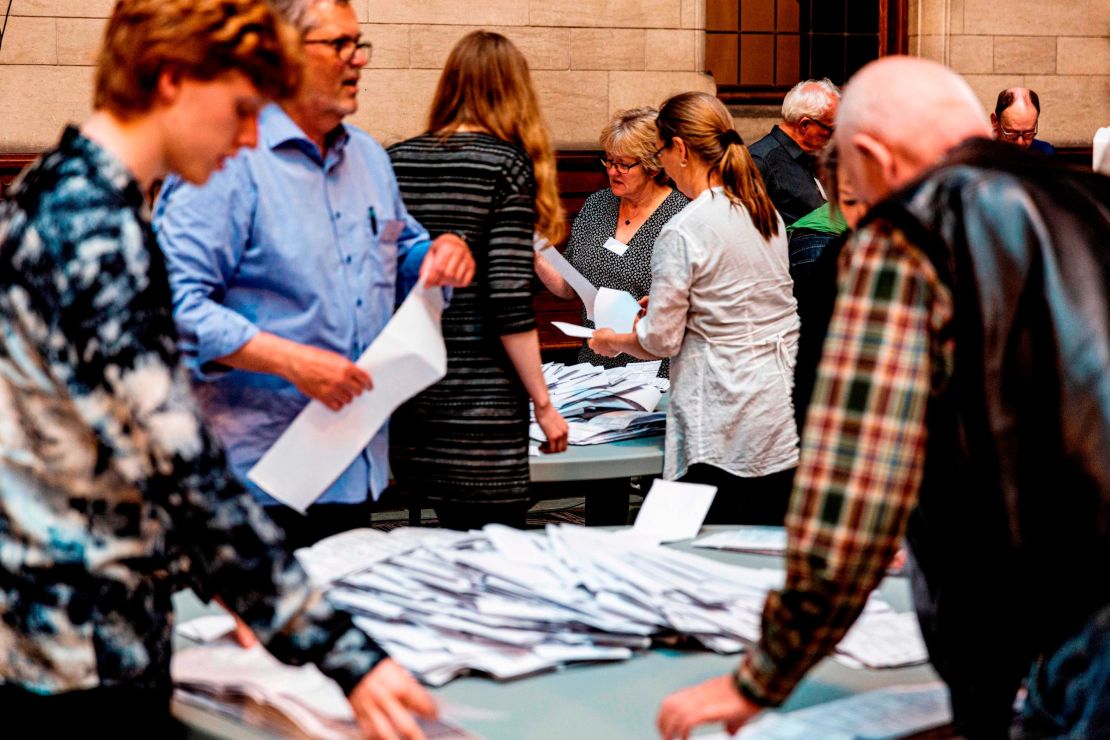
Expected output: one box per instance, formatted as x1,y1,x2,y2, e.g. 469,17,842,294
600,107,668,184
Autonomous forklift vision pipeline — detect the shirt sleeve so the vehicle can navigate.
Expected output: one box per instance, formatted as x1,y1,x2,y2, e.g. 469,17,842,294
485,155,538,335
736,221,952,705
152,168,263,380
635,225,695,358
49,210,386,695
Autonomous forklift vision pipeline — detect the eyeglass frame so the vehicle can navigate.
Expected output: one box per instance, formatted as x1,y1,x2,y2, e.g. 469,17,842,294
302,35,373,65
600,157,643,174
997,124,1038,142
803,116,835,135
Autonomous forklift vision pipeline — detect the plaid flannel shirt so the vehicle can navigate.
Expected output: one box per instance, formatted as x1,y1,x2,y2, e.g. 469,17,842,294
737,219,955,704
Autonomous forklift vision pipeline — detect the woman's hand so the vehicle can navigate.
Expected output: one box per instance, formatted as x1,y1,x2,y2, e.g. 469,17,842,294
589,328,622,357
534,401,568,454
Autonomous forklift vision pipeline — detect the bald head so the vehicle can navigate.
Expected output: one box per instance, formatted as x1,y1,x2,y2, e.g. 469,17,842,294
836,56,990,205
991,87,1041,148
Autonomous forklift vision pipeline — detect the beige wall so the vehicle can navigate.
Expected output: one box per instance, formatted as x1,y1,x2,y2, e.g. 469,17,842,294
908,0,1110,146
2,0,1106,152
0,0,714,152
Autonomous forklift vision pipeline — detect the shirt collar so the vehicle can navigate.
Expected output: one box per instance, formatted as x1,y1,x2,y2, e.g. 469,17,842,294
770,125,809,162
260,104,351,163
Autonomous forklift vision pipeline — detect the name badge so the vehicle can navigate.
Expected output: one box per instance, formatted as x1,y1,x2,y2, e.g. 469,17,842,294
601,237,630,257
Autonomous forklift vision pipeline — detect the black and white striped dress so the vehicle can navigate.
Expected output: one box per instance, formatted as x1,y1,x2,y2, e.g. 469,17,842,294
387,133,537,510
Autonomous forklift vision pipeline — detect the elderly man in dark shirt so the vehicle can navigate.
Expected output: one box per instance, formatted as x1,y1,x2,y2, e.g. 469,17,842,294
748,78,840,226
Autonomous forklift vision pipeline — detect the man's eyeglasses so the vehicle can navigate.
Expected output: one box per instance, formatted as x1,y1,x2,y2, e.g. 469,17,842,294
303,36,373,65
998,125,1037,142
600,157,642,174
804,117,835,135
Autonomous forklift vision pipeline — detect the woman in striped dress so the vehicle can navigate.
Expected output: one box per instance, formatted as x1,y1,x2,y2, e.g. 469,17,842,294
387,31,568,530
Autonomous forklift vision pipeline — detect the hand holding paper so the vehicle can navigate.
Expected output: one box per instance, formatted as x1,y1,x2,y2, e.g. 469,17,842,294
248,285,447,511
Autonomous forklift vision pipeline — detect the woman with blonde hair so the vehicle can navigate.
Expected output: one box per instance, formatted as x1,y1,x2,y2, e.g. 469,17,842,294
388,30,568,530
591,91,799,525
535,107,687,375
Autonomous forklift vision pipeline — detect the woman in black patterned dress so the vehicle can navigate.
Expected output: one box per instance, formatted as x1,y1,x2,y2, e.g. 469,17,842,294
387,31,568,530
534,108,688,375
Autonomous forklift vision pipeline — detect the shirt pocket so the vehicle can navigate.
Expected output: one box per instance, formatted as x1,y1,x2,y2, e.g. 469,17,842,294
366,215,402,288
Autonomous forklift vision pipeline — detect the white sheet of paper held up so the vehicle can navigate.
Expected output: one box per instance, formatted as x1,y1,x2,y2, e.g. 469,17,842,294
534,234,598,319
248,285,447,511
593,287,641,333
552,321,594,338
632,479,718,544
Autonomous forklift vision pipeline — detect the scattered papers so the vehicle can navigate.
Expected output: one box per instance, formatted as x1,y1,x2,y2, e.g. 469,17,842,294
249,285,447,511
835,612,929,669
534,235,598,319
551,321,594,338
531,361,668,446
294,528,421,587
315,524,793,686
593,287,641,333
172,640,477,739
178,614,236,643
632,479,717,544
728,682,951,740
692,526,788,555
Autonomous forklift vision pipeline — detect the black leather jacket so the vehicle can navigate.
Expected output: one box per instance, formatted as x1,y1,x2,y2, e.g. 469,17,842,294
863,139,1110,737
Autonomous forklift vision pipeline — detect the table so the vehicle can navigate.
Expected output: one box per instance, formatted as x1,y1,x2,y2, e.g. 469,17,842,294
529,433,664,483
173,528,941,739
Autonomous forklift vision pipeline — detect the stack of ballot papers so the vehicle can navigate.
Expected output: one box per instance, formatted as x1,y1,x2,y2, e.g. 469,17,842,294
530,361,669,446
172,640,476,739
277,524,929,688
692,526,789,555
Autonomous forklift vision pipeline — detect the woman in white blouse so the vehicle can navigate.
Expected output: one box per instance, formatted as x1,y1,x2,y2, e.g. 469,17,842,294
590,91,799,524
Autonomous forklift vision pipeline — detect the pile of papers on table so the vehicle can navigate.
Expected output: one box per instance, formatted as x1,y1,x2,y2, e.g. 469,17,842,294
282,524,928,687
173,639,476,739
530,361,669,446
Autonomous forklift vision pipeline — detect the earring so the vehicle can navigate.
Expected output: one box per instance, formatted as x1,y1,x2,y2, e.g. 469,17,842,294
680,159,687,168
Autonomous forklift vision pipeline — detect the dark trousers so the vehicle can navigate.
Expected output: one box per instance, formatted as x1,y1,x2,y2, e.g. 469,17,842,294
0,683,183,737
430,500,531,531
264,499,375,549
678,464,795,526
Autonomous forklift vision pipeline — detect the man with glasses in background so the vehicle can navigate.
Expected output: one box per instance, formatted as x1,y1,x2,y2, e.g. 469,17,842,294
991,87,1055,155
154,0,475,548
748,78,841,226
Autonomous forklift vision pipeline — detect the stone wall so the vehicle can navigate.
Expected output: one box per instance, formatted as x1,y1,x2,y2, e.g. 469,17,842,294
908,0,1110,146
0,0,714,152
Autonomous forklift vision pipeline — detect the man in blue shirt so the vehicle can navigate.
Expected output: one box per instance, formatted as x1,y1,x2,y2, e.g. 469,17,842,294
154,0,475,546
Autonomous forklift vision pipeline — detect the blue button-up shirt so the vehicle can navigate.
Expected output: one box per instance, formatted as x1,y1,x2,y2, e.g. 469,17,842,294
153,105,430,505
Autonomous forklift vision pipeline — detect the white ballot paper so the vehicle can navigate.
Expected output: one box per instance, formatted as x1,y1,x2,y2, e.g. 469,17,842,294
248,285,447,511
551,320,594,338
1095,126,1110,174
726,681,952,740
534,234,598,319
632,479,718,544
594,287,641,333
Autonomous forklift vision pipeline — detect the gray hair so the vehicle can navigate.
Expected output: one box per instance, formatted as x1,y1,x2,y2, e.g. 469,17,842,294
268,0,350,33
781,78,840,124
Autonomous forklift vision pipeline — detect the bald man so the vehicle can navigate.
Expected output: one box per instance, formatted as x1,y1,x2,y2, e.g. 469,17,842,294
657,57,1110,739
991,87,1055,155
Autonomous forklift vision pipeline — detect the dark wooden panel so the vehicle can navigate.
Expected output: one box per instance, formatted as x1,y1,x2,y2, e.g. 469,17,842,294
0,153,36,198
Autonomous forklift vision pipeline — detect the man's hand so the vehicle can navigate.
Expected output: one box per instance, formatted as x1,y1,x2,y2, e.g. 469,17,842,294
421,234,475,287
534,401,569,454
348,658,438,739
656,675,762,740
287,344,373,411
588,328,621,357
